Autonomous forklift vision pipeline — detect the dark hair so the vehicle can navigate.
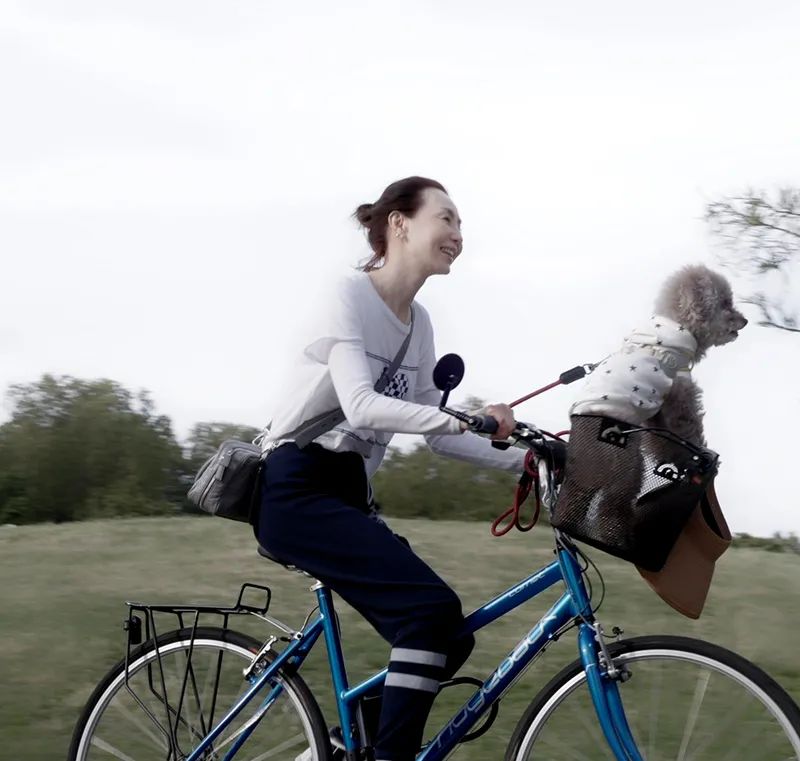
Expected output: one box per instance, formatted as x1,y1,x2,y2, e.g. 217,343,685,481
354,176,447,271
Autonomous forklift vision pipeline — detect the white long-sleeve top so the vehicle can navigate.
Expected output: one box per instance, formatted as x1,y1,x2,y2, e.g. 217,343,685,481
263,272,525,479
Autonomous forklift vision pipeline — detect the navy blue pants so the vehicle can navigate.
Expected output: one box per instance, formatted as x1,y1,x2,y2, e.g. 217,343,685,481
254,443,474,761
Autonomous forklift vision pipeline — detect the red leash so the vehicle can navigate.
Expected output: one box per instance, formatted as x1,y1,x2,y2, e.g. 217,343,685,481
508,363,596,409
491,450,541,536
508,380,563,408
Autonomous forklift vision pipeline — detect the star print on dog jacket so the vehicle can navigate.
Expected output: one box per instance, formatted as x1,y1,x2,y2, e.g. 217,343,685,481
570,315,697,425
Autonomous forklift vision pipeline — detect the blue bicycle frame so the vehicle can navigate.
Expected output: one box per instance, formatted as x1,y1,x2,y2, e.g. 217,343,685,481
186,544,644,761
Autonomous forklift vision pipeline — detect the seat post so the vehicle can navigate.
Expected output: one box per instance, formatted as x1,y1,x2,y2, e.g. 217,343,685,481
316,585,356,745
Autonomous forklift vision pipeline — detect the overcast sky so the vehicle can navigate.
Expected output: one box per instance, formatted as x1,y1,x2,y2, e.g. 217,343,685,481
1,0,798,536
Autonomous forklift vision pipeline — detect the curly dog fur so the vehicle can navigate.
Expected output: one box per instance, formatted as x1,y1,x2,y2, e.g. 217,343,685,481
648,264,747,445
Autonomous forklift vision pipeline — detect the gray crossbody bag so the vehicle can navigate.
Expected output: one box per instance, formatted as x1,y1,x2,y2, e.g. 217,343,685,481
187,308,414,523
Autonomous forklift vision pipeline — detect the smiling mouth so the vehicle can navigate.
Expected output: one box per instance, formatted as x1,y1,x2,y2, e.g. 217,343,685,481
440,246,457,263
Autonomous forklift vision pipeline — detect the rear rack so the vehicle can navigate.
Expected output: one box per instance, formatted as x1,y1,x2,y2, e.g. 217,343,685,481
124,582,272,646
121,583,273,760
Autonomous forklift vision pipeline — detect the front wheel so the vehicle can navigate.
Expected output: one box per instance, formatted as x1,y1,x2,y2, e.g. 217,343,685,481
68,626,332,761
506,635,800,760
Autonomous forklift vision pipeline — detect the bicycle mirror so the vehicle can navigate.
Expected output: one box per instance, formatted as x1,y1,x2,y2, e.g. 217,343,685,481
433,353,465,408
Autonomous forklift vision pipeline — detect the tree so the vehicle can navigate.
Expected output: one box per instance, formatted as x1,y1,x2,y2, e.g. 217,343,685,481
0,375,184,523
706,188,800,332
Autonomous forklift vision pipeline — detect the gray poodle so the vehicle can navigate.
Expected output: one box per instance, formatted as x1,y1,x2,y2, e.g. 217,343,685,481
647,264,748,445
562,265,747,550
572,263,747,445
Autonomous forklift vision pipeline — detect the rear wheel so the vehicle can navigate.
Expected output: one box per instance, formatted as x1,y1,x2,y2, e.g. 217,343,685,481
68,626,331,761
506,635,800,760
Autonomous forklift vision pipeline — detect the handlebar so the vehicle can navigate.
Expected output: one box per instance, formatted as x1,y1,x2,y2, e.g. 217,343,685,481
510,422,567,467
449,407,567,465
437,402,568,532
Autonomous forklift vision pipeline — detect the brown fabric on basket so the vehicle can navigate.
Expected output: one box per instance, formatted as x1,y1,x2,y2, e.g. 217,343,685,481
636,479,731,619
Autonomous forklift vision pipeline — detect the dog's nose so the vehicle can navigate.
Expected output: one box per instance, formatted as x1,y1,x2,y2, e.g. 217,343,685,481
740,317,748,328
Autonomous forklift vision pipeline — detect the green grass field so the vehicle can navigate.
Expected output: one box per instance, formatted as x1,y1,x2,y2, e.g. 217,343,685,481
1,517,798,760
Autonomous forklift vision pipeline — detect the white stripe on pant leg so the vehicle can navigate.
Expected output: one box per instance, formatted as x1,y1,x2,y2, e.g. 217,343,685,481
385,672,439,693
390,647,447,667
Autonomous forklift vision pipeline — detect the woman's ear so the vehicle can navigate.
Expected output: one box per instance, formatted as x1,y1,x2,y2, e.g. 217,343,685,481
388,210,406,240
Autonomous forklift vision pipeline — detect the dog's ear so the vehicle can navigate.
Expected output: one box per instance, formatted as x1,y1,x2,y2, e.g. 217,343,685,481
676,265,715,328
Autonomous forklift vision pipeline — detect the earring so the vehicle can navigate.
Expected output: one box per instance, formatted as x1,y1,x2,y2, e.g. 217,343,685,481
395,230,402,238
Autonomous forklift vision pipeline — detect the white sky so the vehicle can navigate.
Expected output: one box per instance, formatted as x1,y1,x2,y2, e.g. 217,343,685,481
1,0,798,536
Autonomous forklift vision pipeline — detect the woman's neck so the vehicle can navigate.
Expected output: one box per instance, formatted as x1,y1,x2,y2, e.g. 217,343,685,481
367,264,426,325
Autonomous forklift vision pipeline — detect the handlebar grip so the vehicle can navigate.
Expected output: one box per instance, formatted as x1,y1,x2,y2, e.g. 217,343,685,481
470,415,499,435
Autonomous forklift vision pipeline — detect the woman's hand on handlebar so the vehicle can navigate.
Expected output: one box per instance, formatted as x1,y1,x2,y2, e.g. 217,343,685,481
460,403,516,439
485,403,516,439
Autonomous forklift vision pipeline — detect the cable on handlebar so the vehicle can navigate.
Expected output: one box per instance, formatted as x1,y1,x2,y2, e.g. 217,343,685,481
556,533,607,618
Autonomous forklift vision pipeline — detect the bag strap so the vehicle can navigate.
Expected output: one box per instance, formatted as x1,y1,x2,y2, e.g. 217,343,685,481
374,306,415,393
292,306,415,449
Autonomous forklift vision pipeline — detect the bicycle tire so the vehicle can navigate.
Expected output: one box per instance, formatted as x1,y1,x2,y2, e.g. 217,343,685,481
68,626,332,761
506,635,800,760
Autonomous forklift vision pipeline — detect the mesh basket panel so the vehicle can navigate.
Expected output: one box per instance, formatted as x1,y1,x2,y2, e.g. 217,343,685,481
551,415,717,571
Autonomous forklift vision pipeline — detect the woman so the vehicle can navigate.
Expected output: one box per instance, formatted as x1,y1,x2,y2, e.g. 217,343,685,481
256,176,526,761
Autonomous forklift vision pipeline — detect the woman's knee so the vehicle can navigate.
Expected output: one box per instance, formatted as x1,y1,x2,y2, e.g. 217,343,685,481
396,589,467,645
445,631,475,678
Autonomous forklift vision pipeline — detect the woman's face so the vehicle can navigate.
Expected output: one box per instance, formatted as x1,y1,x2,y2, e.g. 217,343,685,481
402,188,463,276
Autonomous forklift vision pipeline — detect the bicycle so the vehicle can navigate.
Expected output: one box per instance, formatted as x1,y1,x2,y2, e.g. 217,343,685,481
69,356,800,760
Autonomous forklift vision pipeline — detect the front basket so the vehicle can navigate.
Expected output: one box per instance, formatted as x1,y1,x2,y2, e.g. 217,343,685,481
550,415,718,571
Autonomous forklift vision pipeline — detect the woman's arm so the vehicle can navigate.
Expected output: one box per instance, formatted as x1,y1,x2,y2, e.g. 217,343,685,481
327,338,462,435
302,280,462,436
414,320,526,472
424,431,527,472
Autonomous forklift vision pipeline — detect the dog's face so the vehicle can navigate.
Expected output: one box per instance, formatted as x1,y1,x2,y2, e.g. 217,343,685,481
694,270,748,346
655,265,748,349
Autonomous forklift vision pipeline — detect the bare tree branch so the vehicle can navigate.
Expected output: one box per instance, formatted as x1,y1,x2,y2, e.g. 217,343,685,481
742,293,800,332
707,188,799,333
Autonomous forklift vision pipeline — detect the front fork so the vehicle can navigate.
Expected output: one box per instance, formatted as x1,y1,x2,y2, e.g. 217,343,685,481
578,624,644,761
558,544,643,761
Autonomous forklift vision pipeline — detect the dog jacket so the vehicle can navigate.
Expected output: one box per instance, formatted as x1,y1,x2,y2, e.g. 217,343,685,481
570,315,697,425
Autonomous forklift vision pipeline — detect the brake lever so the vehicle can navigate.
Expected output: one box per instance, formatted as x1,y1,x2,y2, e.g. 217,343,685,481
512,422,545,443
490,422,545,451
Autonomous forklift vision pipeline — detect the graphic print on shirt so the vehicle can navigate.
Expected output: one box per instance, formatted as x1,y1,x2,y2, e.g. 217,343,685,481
382,368,410,400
